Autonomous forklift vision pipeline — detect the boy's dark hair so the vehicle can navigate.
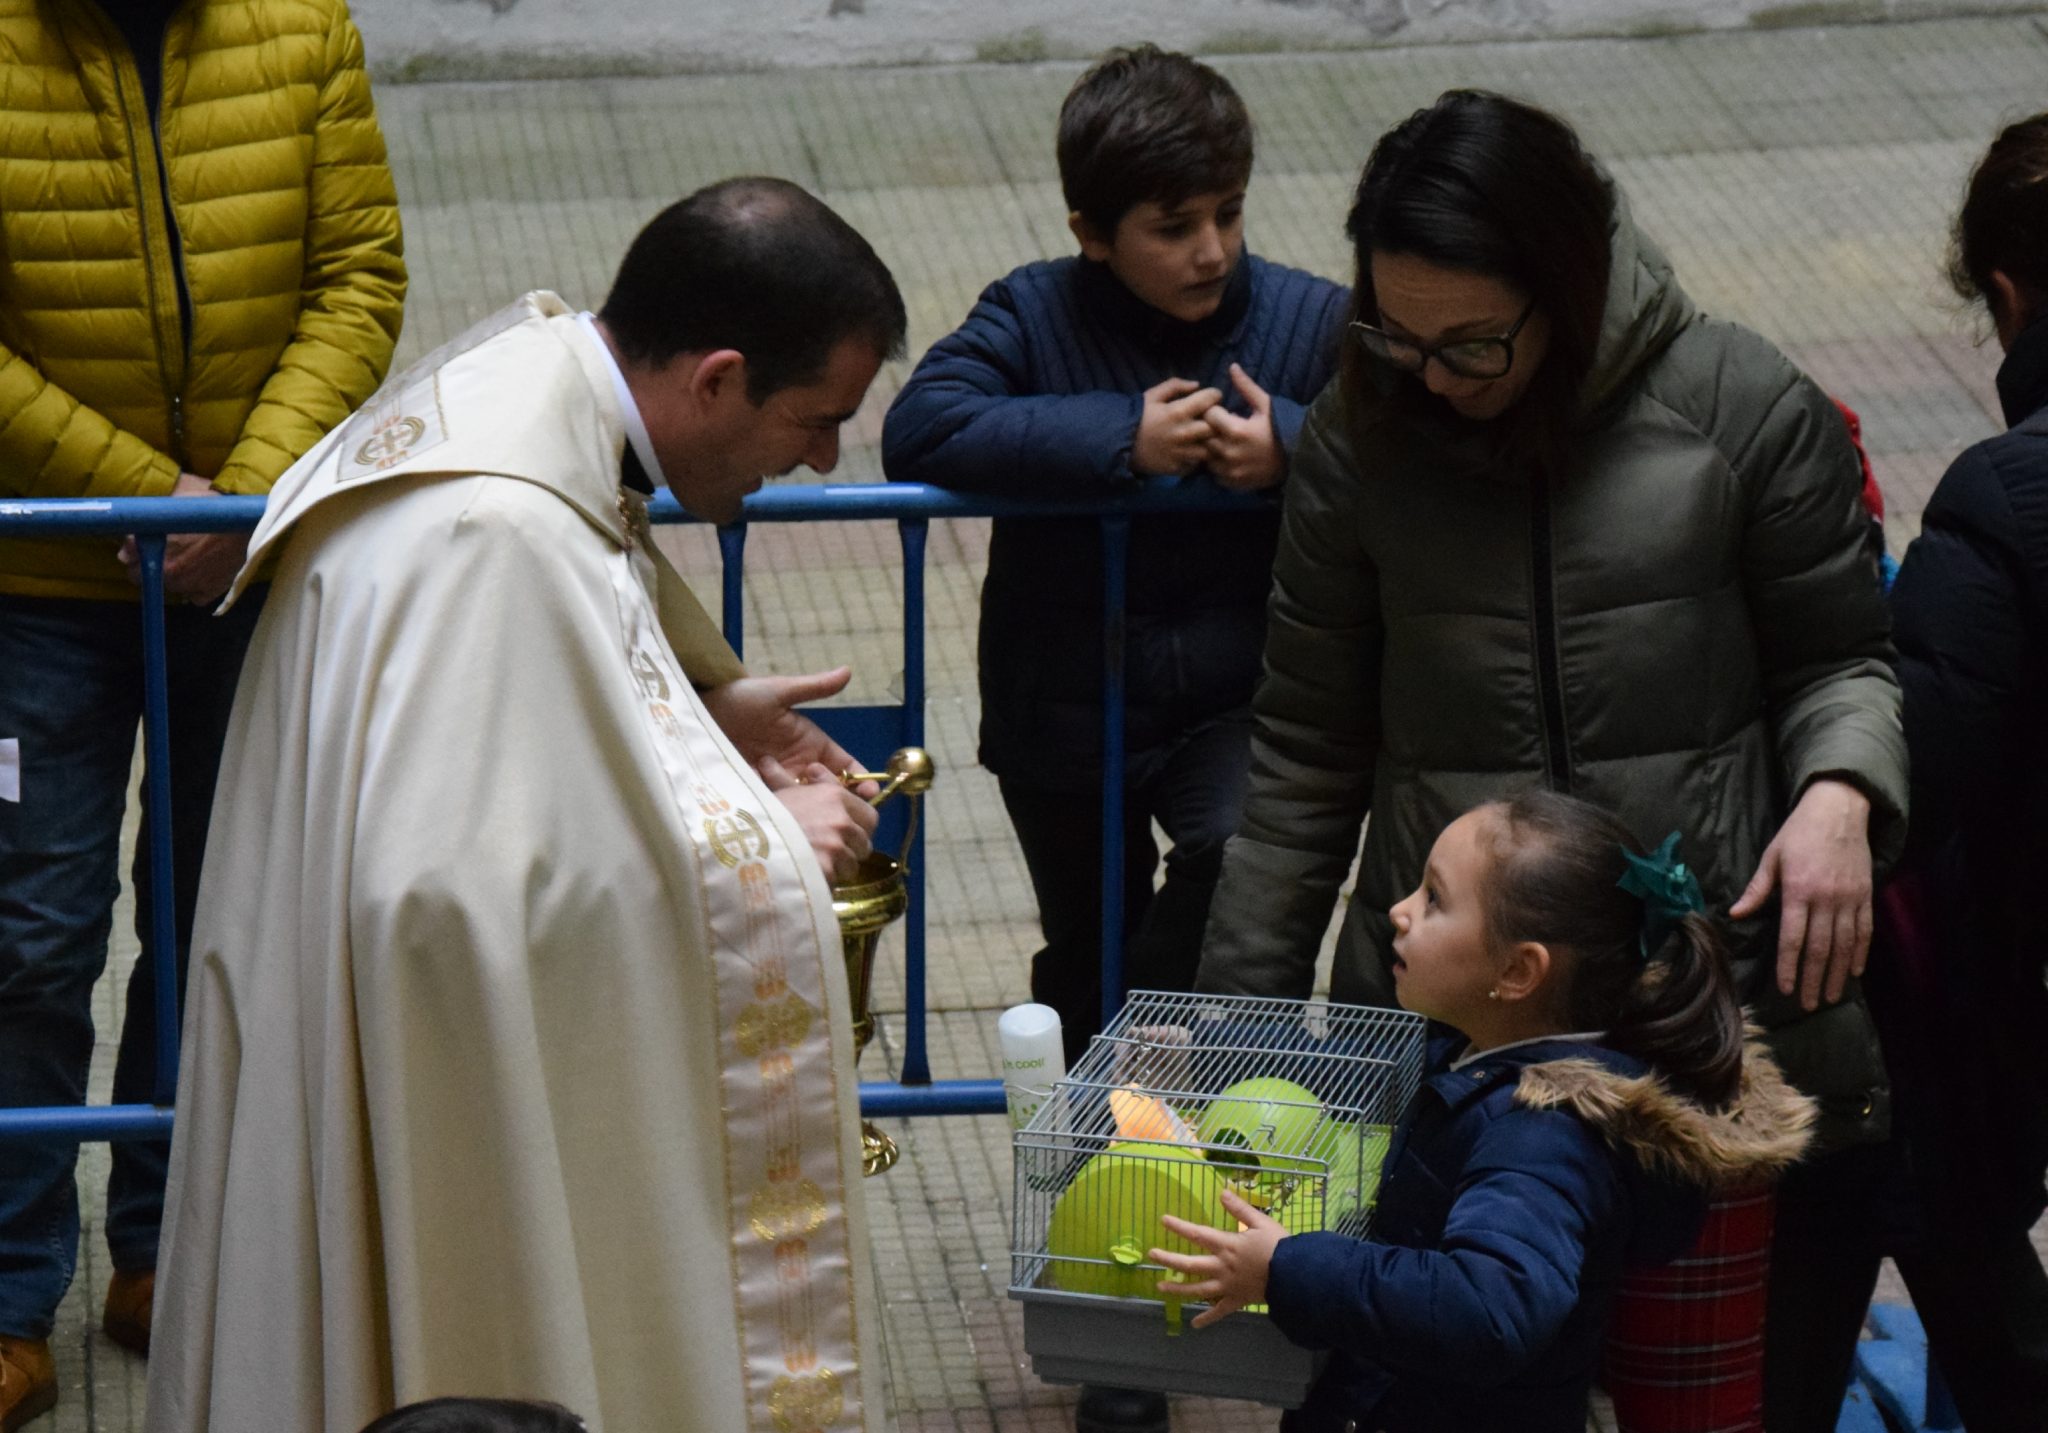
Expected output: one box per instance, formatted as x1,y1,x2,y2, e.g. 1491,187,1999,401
599,176,907,404
1479,791,1746,1110
358,1397,585,1433
1056,45,1254,237
1340,90,1613,481
1947,112,2048,313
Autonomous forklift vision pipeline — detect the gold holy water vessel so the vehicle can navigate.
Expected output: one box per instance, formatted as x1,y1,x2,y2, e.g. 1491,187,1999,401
830,747,934,1177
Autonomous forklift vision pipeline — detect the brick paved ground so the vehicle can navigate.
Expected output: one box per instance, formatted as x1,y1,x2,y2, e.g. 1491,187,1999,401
49,14,2048,1429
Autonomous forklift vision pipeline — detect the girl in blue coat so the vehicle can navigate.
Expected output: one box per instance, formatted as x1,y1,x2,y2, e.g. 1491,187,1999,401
1153,791,1816,1433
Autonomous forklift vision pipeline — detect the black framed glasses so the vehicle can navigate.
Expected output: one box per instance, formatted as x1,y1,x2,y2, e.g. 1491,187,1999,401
1351,299,1537,380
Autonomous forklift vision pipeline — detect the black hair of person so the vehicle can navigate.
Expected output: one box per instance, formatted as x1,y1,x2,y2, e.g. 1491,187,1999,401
1948,112,2048,325
1340,90,1614,481
1056,45,1254,238
600,176,907,404
357,1397,587,1433
1479,790,1747,1109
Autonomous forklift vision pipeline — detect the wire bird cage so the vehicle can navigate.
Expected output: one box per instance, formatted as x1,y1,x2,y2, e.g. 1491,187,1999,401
1008,990,1427,1407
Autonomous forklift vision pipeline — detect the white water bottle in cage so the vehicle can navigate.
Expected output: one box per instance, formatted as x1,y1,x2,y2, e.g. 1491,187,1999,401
998,1003,1065,1132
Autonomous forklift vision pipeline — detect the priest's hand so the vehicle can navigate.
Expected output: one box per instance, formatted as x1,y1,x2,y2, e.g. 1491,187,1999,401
701,668,878,797
758,757,877,884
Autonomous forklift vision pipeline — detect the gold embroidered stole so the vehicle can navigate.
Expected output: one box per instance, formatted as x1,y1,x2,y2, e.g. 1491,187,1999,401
606,529,868,1432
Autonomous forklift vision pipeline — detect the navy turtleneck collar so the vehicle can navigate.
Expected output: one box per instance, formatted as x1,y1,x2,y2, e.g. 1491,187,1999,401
1997,312,2048,430
1075,254,1254,352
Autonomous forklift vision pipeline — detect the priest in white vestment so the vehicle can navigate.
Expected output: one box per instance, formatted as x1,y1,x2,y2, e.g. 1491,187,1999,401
145,180,909,1433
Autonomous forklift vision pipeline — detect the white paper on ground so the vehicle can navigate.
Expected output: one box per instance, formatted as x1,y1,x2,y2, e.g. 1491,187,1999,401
0,738,17,802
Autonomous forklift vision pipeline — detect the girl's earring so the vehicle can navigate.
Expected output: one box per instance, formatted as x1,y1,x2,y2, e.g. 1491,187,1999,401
1487,988,1500,1001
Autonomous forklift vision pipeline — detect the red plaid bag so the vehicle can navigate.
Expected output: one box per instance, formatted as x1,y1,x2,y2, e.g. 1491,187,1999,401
1601,1182,1776,1433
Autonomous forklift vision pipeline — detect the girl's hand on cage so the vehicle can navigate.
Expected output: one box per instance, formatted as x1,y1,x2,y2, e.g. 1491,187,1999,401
1151,1188,1286,1328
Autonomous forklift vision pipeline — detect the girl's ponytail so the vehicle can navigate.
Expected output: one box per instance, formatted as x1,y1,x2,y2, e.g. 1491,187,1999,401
1482,791,1748,1108
1607,913,1746,1109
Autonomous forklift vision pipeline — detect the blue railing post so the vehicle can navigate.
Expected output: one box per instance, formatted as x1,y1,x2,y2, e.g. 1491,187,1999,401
1097,514,1130,1033
897,518,932,1086
137,536,182,1105
718,523,748,660
0,482,1268,1142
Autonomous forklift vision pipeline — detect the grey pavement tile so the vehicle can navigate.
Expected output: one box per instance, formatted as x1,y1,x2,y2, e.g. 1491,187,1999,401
1216,58,1401,179
955,66,1081,190
1786,334,2002,458
1912,85,2048,144
1675,23,1937,107
1836,15,2048,99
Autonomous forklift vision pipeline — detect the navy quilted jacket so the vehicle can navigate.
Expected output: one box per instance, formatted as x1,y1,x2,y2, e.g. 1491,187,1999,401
881,253,1347,780
1882,313,2048,1234
1268,1036,1749,1433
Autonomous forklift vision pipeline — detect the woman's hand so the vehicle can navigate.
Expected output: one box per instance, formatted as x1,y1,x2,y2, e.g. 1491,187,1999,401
1150,1187,1287,1329
1730,778,1874,1011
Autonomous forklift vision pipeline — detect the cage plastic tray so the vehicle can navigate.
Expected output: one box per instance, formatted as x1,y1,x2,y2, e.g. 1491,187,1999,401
1010,1284,1326,1408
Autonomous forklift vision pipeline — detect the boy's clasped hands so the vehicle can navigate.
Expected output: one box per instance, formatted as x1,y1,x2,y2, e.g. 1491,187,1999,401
1149,1186,1288,1329
1134,363,1283,490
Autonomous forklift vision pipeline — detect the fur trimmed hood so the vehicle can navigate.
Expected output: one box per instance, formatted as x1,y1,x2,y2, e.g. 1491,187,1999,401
1513,1039,1816,1190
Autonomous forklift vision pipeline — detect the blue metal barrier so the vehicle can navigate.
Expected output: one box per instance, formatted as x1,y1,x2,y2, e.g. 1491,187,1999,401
0,480,1268,1144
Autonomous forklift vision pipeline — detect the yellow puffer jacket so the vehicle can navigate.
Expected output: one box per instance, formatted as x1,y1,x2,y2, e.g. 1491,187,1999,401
0,0,406,599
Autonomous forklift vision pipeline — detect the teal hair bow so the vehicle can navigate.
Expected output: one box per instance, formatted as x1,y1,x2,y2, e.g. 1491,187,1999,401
1616,831,1705,960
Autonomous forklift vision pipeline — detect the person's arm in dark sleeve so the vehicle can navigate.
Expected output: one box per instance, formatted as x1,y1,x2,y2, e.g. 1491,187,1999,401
1255,276,1349,466
1264,1109,1619,1383
1197,393,1380,998
1891,446,2032,848
1733,349,1908,868
881,278,1142,496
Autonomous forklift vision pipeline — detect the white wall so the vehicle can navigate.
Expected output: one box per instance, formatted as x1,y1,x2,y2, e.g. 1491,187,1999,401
355,0,2037,80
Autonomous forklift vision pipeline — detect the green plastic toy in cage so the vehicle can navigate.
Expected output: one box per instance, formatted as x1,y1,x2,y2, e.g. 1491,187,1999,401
1196,1077,1323,1173
1046,1141,1234,1300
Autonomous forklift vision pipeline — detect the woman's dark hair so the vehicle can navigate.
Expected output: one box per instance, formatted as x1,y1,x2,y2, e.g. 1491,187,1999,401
1341,90,1613,480
1947,112,2048,323
600,176,907,404
1057,45,1253,237
358,1398,585,1433
1478,790,1745,1109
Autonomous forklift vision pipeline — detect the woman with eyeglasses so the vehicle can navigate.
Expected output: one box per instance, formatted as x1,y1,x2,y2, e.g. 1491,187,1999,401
1196,90,1906,1432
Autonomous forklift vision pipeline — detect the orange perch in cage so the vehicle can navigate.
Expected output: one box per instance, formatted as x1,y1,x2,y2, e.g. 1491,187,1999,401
1109,1086,1198,1145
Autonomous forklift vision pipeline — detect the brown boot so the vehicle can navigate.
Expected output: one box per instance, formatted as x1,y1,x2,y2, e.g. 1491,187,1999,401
0,1335,55,1433
101,1270,153,1358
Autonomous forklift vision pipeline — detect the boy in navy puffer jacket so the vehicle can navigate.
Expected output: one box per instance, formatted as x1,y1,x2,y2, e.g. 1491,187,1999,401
882,46,1347,1066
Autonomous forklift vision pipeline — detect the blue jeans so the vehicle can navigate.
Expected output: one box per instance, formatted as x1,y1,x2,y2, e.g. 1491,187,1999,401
0,589,263,1339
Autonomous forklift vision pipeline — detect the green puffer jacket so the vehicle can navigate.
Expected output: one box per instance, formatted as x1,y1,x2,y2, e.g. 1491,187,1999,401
1198,205,1907,1152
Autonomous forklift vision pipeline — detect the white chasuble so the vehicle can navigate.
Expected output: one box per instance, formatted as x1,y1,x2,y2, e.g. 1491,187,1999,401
144,294,883,1433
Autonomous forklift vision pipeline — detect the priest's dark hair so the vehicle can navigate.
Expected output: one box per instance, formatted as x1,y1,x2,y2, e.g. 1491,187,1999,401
600,176,907,403
358,1397,587,1433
